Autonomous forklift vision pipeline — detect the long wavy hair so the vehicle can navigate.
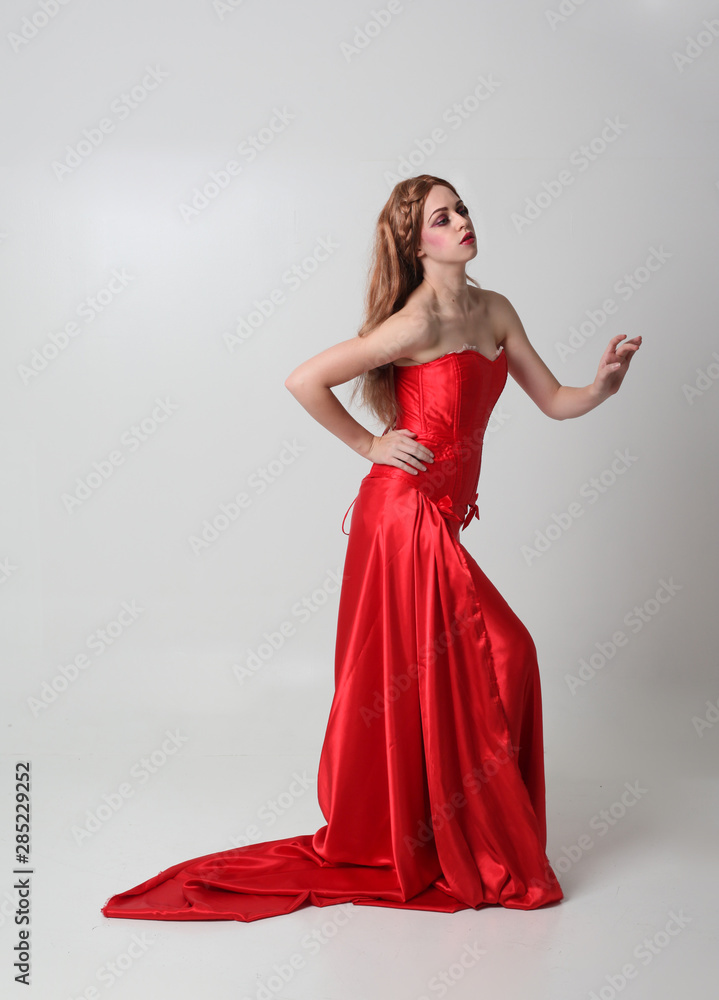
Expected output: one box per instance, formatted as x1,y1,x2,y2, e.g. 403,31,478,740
348,174,481,431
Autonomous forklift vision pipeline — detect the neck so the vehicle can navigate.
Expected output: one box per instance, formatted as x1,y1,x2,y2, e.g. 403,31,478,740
418,265,471,312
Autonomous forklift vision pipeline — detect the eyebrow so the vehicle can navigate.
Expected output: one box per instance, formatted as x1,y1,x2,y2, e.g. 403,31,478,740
427,200,463,221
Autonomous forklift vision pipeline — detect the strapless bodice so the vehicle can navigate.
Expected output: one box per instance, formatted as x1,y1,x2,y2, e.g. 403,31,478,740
359,346,508,535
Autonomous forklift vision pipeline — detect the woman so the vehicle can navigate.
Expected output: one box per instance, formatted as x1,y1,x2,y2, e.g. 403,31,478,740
102,174,641,923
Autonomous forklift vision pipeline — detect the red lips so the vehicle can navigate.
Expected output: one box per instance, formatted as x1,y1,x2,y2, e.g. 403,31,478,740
460,232,475,244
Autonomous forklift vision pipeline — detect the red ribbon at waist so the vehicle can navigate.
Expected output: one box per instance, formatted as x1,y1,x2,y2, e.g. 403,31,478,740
435,492,479,532
341,490,480,536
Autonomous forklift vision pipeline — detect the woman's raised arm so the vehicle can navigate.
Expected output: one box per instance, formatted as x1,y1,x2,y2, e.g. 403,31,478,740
493,291,642,420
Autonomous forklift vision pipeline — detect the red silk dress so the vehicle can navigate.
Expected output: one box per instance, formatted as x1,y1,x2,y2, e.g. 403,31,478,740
101,344,564,922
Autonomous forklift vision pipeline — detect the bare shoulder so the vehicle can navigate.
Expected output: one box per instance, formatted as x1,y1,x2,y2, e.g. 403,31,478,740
376,294,437,353
284,306,432,389
470,285,510,317
367,306,434,359
477,288,529,344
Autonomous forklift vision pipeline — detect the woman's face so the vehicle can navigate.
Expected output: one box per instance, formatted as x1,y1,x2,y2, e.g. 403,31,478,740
417,184,477,264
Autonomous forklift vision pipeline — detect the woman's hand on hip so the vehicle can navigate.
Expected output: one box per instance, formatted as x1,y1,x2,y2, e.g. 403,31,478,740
366,429,434,475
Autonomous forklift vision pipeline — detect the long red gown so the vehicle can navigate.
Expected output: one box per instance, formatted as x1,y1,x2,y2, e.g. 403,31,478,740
101,343,564,922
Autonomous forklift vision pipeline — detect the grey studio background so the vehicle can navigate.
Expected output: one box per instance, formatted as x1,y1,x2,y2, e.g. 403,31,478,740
1,0,717,998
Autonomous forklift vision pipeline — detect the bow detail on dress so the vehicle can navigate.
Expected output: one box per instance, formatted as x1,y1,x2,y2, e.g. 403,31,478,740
435,494,463,524
343,490,480,536
461,492,480,531
435,492,479,531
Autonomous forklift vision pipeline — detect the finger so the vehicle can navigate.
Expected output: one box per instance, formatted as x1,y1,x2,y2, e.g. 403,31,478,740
617,345,639,360
404,441,433,459
396,458,420,475
398,438,432,460
397,446,429,470
400,452,428,471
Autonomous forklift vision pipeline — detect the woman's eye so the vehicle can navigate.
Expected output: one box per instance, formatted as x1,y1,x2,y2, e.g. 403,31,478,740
435,206,469,225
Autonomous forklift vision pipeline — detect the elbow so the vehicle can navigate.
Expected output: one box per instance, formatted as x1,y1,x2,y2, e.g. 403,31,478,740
546,385,565,420
285,362,309,395
285,373,312,405
536,399,561,420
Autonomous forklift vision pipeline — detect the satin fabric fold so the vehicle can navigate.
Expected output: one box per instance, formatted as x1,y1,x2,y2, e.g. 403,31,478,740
102,347,563,922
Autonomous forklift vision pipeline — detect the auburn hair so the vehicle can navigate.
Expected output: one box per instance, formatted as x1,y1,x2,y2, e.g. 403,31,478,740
348,174,481,431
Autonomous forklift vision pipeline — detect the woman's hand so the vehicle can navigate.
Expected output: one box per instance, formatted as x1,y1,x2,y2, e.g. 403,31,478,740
594,334,643,397
366,429,435,475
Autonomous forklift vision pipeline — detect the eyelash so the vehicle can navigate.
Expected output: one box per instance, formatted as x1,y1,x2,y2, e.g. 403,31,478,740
436,206,469,225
